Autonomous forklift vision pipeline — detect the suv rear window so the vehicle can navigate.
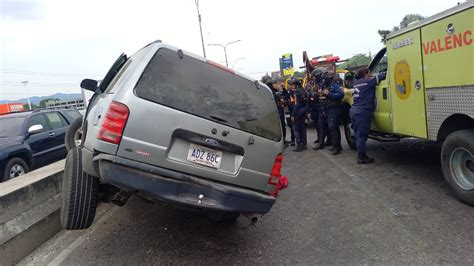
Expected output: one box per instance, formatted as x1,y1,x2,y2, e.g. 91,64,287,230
135,48,281,141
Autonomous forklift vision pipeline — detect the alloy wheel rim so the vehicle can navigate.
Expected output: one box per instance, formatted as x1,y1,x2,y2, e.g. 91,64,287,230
74,128,83,147
450,147,474,190
9,164,26,179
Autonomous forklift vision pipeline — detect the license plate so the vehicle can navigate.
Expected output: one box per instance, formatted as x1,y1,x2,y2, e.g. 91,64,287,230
187,144,222,169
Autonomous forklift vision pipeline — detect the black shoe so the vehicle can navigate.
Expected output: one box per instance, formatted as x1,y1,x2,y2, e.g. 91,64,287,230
290,142,296,146
313,138,320,144
313,144,325,150
324,141,333,146
302,144,308,150
293,144,303,152
329,145,342,151
284,140,292,144
358,154,375,164
332,148,341,155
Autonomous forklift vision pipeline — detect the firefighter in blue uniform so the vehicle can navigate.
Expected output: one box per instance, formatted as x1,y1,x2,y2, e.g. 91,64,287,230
350,67,386,164
288,77,308,152
313,72,344,155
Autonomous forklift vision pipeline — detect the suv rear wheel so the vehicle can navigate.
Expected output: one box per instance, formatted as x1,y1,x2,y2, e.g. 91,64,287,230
2,157,29,182
441,129,474,206
61,148,99,229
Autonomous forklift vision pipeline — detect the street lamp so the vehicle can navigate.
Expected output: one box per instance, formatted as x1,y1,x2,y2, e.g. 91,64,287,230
194,0,206,58
232,57,245,69
208,40,241,67
21,81,32,110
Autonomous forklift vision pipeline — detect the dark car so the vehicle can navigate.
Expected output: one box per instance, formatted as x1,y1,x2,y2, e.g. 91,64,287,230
0,109,81,182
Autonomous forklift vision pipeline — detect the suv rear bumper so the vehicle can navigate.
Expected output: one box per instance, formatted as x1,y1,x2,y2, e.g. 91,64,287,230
93,154,276,214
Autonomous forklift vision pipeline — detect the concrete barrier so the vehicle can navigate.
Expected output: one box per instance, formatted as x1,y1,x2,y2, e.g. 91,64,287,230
0,160,65,265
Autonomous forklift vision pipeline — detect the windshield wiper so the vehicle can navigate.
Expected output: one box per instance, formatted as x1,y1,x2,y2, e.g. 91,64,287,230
209,115,228,123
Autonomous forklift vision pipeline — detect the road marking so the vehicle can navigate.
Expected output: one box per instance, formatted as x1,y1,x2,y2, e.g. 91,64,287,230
317,150,408,217
47,206,120,266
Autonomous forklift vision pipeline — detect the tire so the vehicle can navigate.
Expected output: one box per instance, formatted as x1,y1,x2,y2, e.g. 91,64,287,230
61,148,99,230
441,129,474,206
344,120,357,150
2,157,29,182
207,211,240,223
65,117,83,151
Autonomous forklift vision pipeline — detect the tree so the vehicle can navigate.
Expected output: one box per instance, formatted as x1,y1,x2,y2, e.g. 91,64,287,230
377,14,424,44
400,14,424,28
39,98,60,108
337,54,371,70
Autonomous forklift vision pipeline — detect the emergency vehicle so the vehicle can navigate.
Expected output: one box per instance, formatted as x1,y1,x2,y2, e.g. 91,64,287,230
342,1,474,205
0,103,25,115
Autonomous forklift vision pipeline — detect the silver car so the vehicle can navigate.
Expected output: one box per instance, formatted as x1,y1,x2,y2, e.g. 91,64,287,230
61,41,285,230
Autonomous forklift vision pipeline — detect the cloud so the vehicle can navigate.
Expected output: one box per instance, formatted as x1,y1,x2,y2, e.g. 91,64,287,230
0,0,45,20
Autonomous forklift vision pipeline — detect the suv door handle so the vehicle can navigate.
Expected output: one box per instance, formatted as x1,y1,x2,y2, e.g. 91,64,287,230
49,132,56,137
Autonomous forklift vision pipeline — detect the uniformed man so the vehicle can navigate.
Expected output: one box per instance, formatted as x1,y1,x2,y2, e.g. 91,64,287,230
283,82,296,146
308,69,324,144
263,77,289,146
288,77,308,152
313,72,344,155
350,67,386,164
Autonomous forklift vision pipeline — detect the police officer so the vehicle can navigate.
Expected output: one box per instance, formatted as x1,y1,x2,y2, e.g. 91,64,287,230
288,77,308,152
313,72,344,155
350,67,386,164
309,69,324,144
263,77,289,145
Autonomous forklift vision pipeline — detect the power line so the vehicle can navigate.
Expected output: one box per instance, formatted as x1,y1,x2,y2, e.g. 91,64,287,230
1,81,78,86
0,68,101,78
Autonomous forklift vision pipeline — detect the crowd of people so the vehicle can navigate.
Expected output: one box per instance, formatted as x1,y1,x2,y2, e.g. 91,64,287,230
263,68,385,164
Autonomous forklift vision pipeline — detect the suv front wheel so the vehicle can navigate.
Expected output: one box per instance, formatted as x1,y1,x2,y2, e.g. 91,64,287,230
61,148,99,230
2,157,29,182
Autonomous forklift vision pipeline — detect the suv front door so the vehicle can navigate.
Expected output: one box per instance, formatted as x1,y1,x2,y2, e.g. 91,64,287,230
25,113,55,166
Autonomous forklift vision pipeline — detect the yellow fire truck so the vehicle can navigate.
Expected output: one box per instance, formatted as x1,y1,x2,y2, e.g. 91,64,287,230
342,1,474,205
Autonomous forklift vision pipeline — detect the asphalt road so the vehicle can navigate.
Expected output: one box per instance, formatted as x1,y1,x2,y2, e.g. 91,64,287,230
21,127,474,265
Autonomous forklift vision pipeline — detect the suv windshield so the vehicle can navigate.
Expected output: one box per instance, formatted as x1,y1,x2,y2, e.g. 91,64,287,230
135,48,281,141
0,117,25,137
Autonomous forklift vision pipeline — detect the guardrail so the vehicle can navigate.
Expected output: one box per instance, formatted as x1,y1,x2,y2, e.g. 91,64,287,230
0,160,64,265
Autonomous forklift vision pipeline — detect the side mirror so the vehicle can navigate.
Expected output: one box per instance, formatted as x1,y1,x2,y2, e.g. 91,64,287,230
28,124,43,135
80,79,98,92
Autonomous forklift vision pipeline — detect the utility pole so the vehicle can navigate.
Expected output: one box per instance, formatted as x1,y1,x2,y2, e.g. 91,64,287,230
208,40,241,67
195,0,206,58
21,81,32,110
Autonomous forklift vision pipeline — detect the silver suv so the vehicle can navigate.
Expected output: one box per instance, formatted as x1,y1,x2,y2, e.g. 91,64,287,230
61,41,285,229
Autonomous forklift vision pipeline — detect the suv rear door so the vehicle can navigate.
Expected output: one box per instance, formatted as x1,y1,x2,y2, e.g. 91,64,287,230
116,47,282,193
43,111,68,157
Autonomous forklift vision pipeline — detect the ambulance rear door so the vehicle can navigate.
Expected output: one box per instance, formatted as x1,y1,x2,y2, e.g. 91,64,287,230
387,29,428,138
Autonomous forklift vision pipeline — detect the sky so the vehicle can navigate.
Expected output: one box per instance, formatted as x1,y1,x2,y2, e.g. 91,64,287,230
0,0,458,101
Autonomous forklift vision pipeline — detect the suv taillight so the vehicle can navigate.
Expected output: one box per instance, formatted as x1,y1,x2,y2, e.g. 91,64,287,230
97,101,129,144
268,153,283,186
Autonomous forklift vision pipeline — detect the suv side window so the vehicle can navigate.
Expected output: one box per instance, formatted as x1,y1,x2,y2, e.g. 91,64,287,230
27,114,50,131
44,112,67,129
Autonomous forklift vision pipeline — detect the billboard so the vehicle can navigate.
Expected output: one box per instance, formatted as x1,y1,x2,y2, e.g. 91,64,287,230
280,53,294,76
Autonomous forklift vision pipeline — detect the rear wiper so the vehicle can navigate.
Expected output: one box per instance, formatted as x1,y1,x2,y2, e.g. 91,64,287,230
209,115,228,123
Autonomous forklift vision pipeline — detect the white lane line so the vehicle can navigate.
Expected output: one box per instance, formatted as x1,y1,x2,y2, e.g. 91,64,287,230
48,206,120,266
317,150,407,217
